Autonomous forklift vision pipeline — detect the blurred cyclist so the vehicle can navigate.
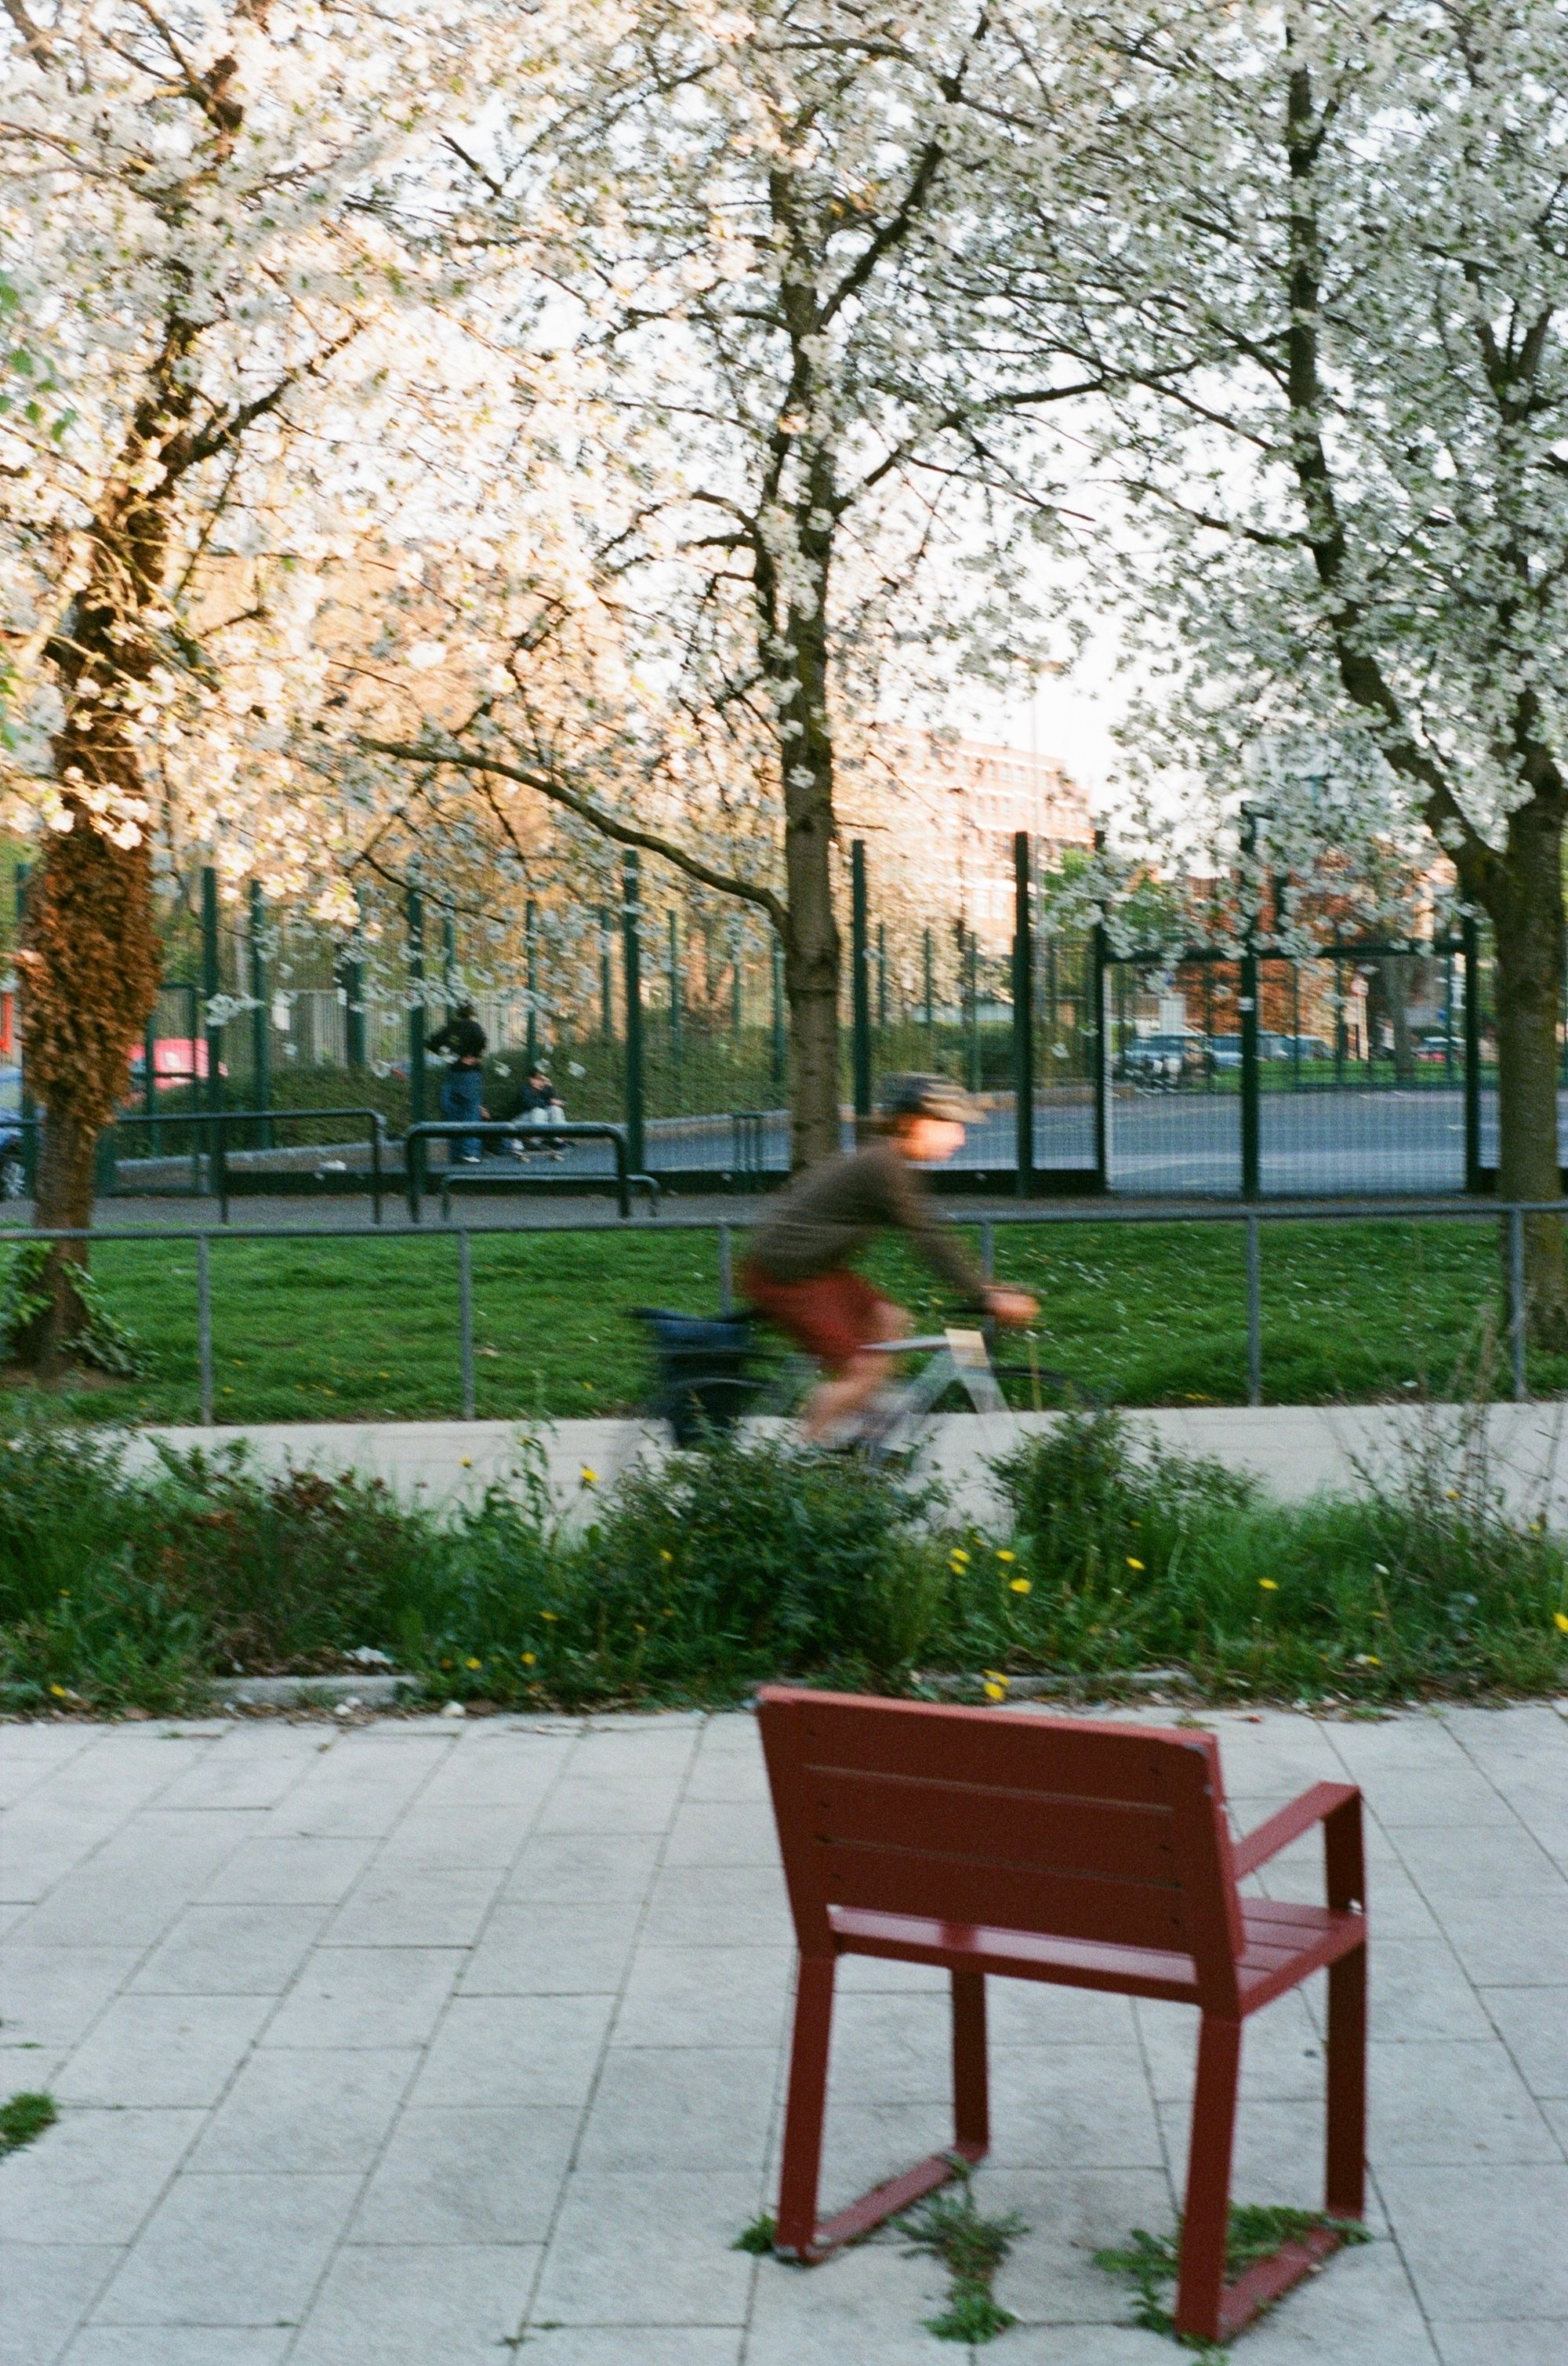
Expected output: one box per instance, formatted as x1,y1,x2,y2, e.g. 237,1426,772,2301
741,1074,1037,1443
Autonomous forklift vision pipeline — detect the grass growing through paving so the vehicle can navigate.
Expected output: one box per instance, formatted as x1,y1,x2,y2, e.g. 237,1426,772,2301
1094,2205,1372,2354
898,2164,1029,2343
0,2092,58,2157
3,1404,1568,1714
0,1216,1549,1426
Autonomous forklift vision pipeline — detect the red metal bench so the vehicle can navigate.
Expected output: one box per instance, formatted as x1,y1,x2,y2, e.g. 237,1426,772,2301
758,1686,1367,2344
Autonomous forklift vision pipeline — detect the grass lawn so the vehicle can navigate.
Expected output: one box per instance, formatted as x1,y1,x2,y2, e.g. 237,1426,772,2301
0,1212,1540,1425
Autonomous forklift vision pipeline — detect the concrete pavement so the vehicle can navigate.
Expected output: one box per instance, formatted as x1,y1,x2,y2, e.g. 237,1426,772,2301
125,1400,1568,1528
5,1703,1568,2362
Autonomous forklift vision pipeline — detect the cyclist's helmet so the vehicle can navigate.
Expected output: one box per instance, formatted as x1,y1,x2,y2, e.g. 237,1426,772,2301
879,1074,977,1124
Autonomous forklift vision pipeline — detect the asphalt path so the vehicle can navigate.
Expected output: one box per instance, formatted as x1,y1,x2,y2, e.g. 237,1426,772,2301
630,1085,1496,1196
0,1084,1512,1228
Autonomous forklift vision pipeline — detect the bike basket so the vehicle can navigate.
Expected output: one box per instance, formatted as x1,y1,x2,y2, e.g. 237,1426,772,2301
631,1308,757,1444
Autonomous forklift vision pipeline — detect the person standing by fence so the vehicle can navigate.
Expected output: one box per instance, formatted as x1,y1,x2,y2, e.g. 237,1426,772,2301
428,1001,487,1162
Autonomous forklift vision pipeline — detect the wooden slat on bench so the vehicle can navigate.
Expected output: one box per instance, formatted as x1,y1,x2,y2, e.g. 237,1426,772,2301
816,1838,1191,1952
797,1696,1203,1805
804,1765,1181,1884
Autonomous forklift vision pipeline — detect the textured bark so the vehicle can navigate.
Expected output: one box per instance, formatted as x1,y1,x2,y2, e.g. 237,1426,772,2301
13,783,160,1372
1478,804,1568,1350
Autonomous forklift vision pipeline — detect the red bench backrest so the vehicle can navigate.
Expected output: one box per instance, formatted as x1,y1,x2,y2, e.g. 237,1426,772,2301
758,1688,1244,2006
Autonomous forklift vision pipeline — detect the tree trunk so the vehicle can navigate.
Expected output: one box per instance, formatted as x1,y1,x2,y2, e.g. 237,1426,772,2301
1479,801,1568,1350
12,800,160,1374
1376,959,1416,1085
782,792,841,1170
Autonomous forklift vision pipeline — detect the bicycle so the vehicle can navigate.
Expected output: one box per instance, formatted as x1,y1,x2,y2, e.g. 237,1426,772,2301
630,1303,1109,1473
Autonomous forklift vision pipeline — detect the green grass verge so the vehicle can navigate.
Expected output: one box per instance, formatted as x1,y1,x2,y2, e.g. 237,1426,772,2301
4,1405,1566,1716
0,1217,1543,1426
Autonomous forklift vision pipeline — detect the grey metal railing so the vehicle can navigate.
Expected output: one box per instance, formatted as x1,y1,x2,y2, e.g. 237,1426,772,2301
2,1195,1560,1425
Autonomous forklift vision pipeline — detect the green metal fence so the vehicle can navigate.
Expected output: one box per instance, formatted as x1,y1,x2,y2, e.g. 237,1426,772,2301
0,841,1544,1206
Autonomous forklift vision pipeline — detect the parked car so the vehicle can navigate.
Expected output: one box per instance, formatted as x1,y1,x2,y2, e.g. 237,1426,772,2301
1258,1031,1334,1063
1116,1031,1210,1085
1205,1035,1243,1070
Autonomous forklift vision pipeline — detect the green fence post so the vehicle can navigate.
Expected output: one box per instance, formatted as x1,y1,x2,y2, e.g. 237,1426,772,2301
598,906,614,1039
666,908,682,1066
1463,913,1482,1190
964,923,980,1094
1240,809,1261,1201
731,925,743,1043
201,865,222,1102
771,932,786,1096
442,911,457,1023
622,851,645,1173
15,863,37,1192
1012,832,1035,1197
850,839,872,1124
525,897,539,1072
923,926,935,1039
407,887,426,1199
1091,830,1109,1192
343,958,366,1071
249,880,270,1147
199,867,224,1207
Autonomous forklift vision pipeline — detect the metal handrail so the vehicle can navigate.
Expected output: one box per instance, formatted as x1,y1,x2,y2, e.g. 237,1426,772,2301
2,1196,1562,1422
400,1118,660,1223
100,1106,390,1226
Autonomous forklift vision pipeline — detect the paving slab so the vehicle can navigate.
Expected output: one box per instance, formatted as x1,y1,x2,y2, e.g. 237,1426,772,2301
3,1703,1568,2362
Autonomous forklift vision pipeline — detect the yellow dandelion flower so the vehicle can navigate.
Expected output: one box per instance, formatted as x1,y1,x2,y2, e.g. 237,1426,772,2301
950,1547,970,1565
49,1684,67,1698
983,1670,1008,1685
1009,1578,1033,1595
996,1549,1017,1563
660,1549,673,1562
1258,1579,1279,1592
465,1658,482,1670
1127,1557,1145,1572
1554,1612,1568,1636
1354,1653,1382,1667
541,1610,559,1622
982,1681,1007,1702
580,1466,598,1486
521,1652,536,1666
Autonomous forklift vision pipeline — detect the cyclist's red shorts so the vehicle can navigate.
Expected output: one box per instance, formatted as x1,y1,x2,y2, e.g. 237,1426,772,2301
740,1262,893,1373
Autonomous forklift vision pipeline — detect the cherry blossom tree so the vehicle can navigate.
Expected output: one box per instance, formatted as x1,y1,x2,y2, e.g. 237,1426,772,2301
0,0,533,1365
353,0,1099,1167
993,0,1568,1334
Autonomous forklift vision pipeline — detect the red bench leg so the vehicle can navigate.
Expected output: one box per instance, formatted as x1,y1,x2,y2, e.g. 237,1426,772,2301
775,1953,836,2260
1326,1940,1367,2221
951,1970,989,2161
1173,2013,1241,2343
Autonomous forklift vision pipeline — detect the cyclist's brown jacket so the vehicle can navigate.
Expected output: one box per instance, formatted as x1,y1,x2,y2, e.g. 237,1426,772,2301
745,1141,985,1299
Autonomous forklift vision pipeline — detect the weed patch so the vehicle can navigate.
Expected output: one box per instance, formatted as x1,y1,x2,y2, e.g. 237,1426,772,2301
0,2091,58,2158
1094,2205,1371,2351
898,2161,1029,2343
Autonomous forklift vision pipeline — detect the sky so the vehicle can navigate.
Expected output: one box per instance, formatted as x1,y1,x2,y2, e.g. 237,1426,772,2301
962,631,1129,815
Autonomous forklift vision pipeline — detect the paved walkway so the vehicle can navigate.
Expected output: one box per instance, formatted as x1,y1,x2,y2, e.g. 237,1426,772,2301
131,1401,1568,1526
5,1703,1568,2364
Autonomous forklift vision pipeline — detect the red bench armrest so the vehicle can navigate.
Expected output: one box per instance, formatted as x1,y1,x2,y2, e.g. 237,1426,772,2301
1232,1782,1362,1883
